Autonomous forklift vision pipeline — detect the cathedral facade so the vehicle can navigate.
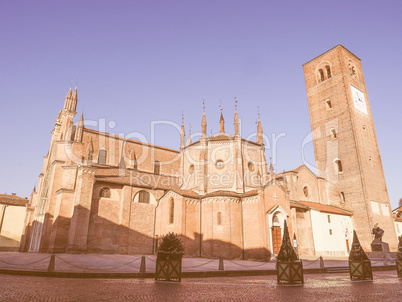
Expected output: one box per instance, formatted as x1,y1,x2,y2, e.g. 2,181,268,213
20,45,397,259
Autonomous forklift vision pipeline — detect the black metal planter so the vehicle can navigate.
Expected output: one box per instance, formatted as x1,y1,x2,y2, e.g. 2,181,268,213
277,260,304,284
155,256,182,282
349,260,373,281
396,260,402,278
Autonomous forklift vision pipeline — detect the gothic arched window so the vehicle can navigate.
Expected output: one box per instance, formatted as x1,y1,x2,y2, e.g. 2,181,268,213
217,212,222,225
303,186,309,197
138,190,150,203
335,159,343,173
154,161,160,175
340,192,346,204
318,69,325,82
326,99,332,110
98,149,107,165
325,65,331,79
169,198,174,224
348,61,356,77
99,187,111,198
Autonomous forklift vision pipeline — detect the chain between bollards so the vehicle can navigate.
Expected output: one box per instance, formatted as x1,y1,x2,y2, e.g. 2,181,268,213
319,256,325,268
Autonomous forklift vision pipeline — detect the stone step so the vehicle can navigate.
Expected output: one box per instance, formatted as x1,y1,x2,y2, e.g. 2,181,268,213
326,267,349,273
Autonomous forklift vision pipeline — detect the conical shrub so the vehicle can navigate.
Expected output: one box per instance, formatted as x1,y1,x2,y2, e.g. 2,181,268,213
277,220,298,262
397,236,402,262
349,230,369,261
157,232,184,260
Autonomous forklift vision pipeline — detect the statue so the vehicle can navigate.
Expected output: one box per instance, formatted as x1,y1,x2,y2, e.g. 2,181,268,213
370,223,390,253
371,223,384,243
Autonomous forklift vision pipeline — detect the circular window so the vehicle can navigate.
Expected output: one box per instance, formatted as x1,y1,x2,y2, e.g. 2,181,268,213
248,162,255,171
303,186,309,197
189,165,194,174
215,160,224,169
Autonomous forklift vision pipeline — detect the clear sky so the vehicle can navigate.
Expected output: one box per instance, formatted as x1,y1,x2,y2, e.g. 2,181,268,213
0,1,401,209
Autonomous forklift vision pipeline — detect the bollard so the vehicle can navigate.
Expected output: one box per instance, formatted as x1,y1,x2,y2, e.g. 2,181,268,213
47,254,56,272
218,256,224,271
319,256,325,268
140,256,146,273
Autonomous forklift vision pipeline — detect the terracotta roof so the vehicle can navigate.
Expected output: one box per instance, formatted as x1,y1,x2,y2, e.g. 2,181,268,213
167,189,259,200
209,134,234,141
394,216,402,222
392,205,402,213
298,201,352,216
95,168,181,191
83,128,180,153
275,165,305,178
0,194,28,207
290,201,310,210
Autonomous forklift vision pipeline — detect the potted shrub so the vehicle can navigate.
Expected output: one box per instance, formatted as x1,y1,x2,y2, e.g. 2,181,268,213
348,230,373,281
155,232,184,282
396,236,402,278
276,220,304,285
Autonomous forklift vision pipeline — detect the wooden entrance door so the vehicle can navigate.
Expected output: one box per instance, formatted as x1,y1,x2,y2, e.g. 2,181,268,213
272,226,282,254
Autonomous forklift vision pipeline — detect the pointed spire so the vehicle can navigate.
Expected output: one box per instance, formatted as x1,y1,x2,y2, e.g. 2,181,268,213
74,112,84,142
128,150,138,170
256,107,263,144
70,87,78,112
269,158,274,180
187,123,192,145
118,153,126,170
201,99,207,139
180,111,186,149
55,110,62,125
64,88,72,110
234,97,240,137
219,105,225,134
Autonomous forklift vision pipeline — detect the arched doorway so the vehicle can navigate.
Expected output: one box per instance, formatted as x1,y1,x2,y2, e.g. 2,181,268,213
271,213,282,254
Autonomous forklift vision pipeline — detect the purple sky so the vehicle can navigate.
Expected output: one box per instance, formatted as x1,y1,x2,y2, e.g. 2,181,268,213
1,1,401,209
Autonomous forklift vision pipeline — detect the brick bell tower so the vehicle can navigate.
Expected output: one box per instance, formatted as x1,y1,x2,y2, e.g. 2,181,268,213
303,45,397,251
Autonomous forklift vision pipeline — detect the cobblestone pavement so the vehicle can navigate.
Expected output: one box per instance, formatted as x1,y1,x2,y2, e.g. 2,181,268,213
0,271,401,302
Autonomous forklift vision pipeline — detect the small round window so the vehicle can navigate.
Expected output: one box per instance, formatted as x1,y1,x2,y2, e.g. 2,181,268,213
303,186,309,197
248,162,255,171
189,165,194,174
216,160,224,169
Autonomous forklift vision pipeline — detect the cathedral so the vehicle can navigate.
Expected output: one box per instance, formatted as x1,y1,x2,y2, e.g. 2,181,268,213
20,45,398,259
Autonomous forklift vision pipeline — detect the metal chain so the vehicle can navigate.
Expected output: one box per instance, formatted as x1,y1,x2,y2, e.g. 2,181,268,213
182,258,216,269
55,256,142,271
145,256,156,263
0,255,50,267
226,259,271,268
302,257,321,267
